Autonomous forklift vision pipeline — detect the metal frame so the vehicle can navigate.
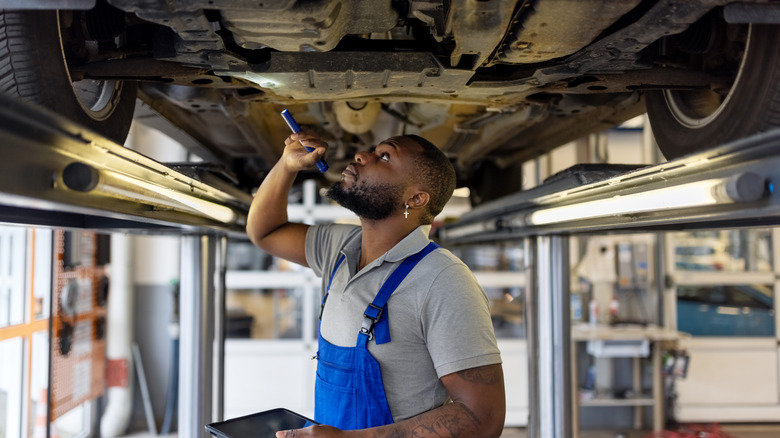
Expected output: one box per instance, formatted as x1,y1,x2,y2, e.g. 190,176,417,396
525,235,572,438
0,94,250,235
5,92,780,438
440,129,780,437
440,129,780,244
0,95,250,438
179,235,226,438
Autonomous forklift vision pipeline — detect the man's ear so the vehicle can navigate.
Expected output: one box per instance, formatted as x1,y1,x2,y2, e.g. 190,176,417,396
408,192,430,209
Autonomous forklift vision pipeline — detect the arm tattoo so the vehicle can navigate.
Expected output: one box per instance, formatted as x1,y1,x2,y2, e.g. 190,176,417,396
456,366,502,385
370,403,479,438
367,367,501,438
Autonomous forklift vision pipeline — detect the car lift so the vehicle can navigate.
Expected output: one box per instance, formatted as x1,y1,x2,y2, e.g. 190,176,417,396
0,93,251,438
2,91,780,437
437,127,780,437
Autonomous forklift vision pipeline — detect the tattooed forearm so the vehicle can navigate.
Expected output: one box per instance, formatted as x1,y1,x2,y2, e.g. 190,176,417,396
411,410,465,438
456,366,502,385
369,402,479,438
365,365,505,438
454,402,481,426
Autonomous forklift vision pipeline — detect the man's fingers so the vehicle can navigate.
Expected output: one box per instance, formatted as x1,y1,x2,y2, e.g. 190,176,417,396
275,429,295,438
285,134,327,152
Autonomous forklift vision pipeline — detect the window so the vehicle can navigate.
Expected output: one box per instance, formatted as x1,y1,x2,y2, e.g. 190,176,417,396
0,337,24,438
0,227,26,328
29,331,49,436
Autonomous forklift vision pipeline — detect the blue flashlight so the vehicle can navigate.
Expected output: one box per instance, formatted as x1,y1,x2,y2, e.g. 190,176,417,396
281,109,329,173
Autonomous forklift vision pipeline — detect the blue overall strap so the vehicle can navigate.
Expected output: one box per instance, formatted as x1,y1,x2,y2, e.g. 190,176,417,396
320,255,346,320
360,241,440,345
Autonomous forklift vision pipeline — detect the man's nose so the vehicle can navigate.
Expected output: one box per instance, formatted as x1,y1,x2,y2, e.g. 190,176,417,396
354,150,368,164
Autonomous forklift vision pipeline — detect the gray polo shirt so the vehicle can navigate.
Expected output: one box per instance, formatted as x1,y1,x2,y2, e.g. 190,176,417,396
305,223,502,422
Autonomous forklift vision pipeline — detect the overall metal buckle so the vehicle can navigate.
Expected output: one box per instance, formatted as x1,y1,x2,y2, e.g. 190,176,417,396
360,303,384,340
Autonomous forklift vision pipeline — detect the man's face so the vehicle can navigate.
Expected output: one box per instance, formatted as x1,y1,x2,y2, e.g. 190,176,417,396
327,137,420,221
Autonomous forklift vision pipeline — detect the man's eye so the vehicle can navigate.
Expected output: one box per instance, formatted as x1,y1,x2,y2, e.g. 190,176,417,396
380,152,390,161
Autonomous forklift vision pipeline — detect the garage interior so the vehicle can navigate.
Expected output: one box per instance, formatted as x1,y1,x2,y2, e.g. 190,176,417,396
1,89,780,438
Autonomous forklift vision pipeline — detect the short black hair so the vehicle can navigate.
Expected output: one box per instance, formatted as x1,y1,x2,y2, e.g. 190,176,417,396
403,135,456,224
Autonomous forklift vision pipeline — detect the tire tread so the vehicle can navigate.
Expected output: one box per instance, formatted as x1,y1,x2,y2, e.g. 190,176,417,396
648,23,780,159
0,10,44,103
0,9,136,143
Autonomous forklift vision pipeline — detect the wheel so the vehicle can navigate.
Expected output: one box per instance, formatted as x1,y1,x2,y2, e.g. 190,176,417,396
646,16,780,160
0,8,136,144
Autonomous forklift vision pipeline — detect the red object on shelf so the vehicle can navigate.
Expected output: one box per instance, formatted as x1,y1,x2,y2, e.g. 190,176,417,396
645,423,735,438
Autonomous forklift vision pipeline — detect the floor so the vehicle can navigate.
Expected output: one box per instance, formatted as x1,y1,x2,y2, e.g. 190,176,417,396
122,424,780,437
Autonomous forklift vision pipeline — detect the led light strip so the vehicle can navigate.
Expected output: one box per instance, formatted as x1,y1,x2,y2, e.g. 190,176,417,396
525,172,766,226
59,162,239,224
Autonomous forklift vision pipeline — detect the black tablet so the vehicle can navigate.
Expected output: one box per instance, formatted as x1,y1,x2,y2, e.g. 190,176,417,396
205,408,317,438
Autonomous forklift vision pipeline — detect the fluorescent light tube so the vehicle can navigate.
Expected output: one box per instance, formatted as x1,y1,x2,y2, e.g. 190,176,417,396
526,172,765,226
60,162,238,224
106,171,238,224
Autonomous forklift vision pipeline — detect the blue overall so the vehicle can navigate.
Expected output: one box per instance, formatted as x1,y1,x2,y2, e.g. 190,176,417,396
313,242,439,430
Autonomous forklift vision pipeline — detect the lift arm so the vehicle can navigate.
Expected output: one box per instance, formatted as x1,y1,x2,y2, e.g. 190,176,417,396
0,94,250,234
440,128,780,245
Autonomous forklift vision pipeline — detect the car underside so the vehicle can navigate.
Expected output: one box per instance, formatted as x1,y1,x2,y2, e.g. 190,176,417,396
1,0,779,204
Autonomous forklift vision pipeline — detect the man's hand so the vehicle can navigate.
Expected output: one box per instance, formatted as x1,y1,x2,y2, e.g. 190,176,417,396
276,424,344,438
246,130,328,265
282,132,328,173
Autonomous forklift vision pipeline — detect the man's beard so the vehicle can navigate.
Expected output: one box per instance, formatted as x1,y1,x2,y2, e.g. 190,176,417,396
327,179,405,221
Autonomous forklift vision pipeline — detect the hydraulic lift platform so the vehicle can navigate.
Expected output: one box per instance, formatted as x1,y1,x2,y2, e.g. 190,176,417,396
0,93,251,438
0,93,250,234
437,127,780,438
440,128,780,244
3,91,780,438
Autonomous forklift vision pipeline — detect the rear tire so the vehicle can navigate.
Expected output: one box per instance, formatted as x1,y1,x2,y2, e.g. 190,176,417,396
0,9,136,144
646,21,780,160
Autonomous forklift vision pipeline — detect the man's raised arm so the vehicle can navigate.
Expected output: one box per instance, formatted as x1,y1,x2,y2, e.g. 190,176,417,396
246,132,328,266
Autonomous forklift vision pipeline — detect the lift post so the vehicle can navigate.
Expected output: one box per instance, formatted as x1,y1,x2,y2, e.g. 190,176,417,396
526,235,572,438
179,235,228,438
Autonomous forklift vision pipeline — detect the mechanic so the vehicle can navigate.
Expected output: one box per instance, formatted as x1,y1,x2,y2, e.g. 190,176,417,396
246,130,505,438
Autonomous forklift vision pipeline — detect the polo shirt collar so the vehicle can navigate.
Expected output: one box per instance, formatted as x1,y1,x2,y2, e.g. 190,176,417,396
384,225,433,263
340,225,433,272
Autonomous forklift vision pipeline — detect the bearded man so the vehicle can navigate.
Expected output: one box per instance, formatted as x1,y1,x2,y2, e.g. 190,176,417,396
246,131,505,438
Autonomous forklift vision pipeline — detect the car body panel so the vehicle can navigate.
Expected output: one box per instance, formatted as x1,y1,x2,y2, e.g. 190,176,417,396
677,285,776,337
